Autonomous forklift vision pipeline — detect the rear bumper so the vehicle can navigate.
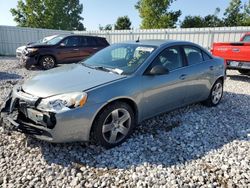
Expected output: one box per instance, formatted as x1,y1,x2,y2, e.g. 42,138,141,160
226,61,250,70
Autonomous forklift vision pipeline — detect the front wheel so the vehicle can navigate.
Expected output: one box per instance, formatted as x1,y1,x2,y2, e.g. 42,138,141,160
202,79,223,107
92,102,135,148
39,56,56,70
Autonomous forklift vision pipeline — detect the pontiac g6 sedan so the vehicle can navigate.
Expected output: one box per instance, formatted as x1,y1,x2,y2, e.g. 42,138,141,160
1,40,225,148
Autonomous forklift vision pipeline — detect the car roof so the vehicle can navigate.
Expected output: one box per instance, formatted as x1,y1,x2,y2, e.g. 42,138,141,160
59,34,105,39
122,39,196,47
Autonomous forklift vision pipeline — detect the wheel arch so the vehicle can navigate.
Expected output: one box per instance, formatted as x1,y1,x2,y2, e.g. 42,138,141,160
38,54,57,64
90,97,139,135
214,76,225,86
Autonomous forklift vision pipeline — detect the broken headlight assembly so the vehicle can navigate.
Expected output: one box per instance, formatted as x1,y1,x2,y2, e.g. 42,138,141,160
37,92,87,113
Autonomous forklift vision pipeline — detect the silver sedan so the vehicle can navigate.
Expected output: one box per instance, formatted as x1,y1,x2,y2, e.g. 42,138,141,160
1,40,225,148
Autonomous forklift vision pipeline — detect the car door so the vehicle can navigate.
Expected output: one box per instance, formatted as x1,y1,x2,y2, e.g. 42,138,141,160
141,46,189,119
181,45,214,103
79,37,101,60
58,36,81,63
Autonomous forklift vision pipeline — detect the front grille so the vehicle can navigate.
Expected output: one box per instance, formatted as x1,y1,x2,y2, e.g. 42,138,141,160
18,122,44,135
16,52,22,57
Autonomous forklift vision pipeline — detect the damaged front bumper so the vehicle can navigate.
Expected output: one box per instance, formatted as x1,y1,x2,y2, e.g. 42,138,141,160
0,86,98,143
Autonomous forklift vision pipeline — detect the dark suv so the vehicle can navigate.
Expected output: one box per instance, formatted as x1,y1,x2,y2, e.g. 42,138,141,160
21,34,109,69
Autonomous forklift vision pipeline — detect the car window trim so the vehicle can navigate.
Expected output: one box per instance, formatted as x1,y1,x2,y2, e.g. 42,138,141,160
201,50,213,61
61,36,81,48
143,45,185,75
183,45,205,66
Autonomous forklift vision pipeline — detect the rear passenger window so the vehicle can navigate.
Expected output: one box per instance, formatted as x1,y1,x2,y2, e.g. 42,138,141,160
86,37,97,46
80,37,88,46
242,35,250,42
97,38,109,46
202,51,212,61
151,46,183,71
184,46,203,65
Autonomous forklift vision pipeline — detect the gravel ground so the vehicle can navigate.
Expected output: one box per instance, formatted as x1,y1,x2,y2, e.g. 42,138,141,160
0,57,249,188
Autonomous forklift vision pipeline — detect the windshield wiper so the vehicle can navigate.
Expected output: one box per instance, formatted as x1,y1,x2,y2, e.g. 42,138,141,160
95,66,123,75
82,64,123,75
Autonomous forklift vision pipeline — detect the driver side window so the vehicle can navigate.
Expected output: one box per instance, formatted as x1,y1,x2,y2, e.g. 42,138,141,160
62,37,80,47
151,46,183,71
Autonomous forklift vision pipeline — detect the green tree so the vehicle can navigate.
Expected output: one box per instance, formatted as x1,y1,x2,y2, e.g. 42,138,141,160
181,7,224,28
114,16,132,30
203,15,224,27
10,0,85,30
242,0,250,25
181,15,224,28
135,0,181,29
99,24,112,31
181,16,204,28
223,0,244,26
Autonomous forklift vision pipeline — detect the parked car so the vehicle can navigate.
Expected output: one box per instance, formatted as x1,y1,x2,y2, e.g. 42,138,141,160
1,40,225,148
16,35,58,59
21,34,109,70
211,32,250,75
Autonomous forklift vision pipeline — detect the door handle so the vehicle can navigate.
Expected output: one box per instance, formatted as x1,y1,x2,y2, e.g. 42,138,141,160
209,66,214,71
92,47,98,50
179,74,187,80
73,49,79,51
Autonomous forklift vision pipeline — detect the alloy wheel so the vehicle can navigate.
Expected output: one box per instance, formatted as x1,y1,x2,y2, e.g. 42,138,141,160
41,56,55,69
211,82,223,104
102,108,131,144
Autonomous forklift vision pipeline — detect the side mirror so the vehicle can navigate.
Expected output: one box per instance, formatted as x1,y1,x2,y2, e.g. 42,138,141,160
146,65,169,75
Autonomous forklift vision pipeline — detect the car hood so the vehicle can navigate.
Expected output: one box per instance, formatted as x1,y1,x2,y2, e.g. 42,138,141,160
16,46,26,52
22,64,126,98
27,43,54,48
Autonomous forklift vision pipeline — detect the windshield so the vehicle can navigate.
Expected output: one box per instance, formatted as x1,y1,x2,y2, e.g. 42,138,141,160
82,43,156,75
46,35,66,45
31,35,58,45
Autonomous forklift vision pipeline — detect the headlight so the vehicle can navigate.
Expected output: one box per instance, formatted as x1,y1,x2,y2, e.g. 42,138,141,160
27,48,38,53
37,92,87,113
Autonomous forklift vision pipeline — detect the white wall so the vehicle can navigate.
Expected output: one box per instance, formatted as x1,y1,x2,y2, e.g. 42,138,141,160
75,27,250,49
0,25,250,55
0,26,71,55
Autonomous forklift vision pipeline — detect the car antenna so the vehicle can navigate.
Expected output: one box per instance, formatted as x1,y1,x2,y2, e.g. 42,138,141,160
136,36,140,43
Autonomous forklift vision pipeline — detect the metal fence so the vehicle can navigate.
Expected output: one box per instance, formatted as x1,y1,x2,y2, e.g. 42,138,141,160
0,26,71,56
76,26,250,50
0,25,250,55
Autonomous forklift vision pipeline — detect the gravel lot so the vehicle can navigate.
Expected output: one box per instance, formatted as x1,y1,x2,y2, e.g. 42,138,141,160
0,57,249,188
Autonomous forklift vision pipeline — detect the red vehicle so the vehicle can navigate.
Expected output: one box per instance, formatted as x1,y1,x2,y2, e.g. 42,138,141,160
211,32,250,75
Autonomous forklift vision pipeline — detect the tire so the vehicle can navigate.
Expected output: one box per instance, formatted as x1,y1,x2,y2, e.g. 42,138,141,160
238,70,250,75
24,63,32,70
91,102,135,148
202,79,223,107
39,56,56,70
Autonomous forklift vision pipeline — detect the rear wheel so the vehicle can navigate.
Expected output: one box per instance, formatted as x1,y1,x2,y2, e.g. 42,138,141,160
203,79,223,107
39,56,56,70
92,102,135,148
238,69,250,75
